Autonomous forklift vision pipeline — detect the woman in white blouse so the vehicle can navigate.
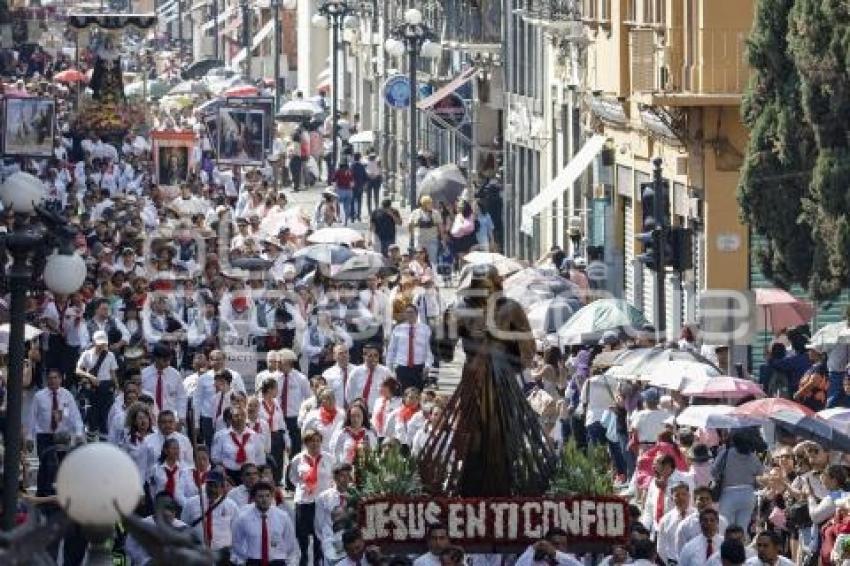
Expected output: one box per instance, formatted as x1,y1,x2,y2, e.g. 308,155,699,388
301,387,345,452
330,401,378,464
288,428,335,566
120,402,156,476
370,377,402,440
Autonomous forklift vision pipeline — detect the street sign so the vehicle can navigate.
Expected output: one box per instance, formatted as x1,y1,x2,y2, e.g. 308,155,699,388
431,92,467,129
383,74,411,109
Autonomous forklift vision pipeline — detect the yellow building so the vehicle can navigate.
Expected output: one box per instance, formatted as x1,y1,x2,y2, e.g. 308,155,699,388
526,0,753,336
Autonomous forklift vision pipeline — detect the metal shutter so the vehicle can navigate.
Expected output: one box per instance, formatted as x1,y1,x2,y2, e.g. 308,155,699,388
631,30,656,93
643,266,655,325
624,197,635,306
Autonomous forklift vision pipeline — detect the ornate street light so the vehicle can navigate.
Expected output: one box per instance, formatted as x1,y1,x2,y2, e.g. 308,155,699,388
384,8,441,212
0,173,87,531
270,0,298,112
313,0,358,177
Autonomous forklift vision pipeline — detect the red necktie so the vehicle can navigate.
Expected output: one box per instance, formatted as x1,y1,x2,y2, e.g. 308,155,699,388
204,500,213,547
339,491,346,509
280,372,290,416
362,367,374,402
655,481,667,522
407,325,415,367
50,390,59,432
342,366,348,405
231,431,250,464
164,465,178,497
264,400,275,432
261,512,270,566
706,537,713,558
156,369,164,409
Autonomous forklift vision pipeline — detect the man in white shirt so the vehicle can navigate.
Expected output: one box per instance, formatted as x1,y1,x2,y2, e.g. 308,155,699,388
276,348,311,475
211,407,266,484
641,453,692,534
345,344,391,409
141,344,188,418
255,350,283,393
194,349,247,447
708,526,755,566
678,508,723,566
675,485,728,556
140,410,195,476
657,482,693,565
387,304,433,392
579,371,618,444
629,387,671,447
126,494,188,566
315,463,353,545
337,528,369,566
323,344,357,409
514,528,582,566
231,481,297,565
227,463,261,508
28,368,84,455
75,330,119,436
413,523,451,566
180,471,239,553
746,531,793,566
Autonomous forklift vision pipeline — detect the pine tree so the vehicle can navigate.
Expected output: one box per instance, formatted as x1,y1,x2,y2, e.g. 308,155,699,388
738,0,817,293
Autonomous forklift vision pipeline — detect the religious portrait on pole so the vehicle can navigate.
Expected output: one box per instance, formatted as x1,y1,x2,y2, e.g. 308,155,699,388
151,130,196,199
217,105,266,164
3,97,55,157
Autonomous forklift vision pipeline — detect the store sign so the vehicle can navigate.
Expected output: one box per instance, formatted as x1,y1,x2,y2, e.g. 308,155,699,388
431,93,467,129
383,74,411,109
360,496,628,548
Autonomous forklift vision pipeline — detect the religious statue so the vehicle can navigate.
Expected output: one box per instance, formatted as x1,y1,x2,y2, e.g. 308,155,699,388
88,34,125,104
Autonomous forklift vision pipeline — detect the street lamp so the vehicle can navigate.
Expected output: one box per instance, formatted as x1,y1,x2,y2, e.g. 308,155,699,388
312,0,357,177
384,8,440,212
0,173,87,531
240,0,252,79
56,443,143,564
271,0,298,112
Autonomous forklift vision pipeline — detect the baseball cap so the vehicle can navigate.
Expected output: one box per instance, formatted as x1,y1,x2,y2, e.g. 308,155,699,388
93,331,108,345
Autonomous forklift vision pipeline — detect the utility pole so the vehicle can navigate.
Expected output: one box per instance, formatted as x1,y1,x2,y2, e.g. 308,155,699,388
652,157,666,342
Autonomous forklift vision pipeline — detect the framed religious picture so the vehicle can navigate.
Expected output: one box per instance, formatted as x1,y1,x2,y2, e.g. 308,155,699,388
203,113,219,156
226,96,274,151
151,130,196,199
3,97,55,157
217,105,266,164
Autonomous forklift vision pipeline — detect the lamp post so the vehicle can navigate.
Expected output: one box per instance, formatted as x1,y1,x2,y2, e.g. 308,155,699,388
271,0,298,112
211,0,219,60
240,0,252,79
384,9,441,212
312,0,357,178
0,173,87,531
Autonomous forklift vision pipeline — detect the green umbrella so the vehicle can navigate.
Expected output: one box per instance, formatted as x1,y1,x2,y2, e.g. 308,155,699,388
557,298,648,345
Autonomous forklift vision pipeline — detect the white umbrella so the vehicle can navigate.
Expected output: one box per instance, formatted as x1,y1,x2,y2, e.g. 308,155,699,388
463,251,524,276
307,227,364,246
349,130,374,145
810,321,850,349
279,99,322,120
818,407,850,435
643,360,721,390
259,207,310,237
671,405,753,429
0,323,43,354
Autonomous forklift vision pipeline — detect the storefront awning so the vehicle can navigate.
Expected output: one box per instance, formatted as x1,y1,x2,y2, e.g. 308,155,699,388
520,135,607,235
156,0,177,14
230,20,274,66
417,66,477,110
201,6,234,31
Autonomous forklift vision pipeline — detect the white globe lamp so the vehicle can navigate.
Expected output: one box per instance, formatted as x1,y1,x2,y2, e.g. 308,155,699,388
404,8,422,25
311,13,328,27
384,38,405,57
0,172,46,214
282,0,296,9
343,14,358,29
421,40,442,59
44,253,87,295
57,443,143,526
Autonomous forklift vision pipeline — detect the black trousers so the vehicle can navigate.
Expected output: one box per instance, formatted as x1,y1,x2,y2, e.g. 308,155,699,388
284,417,300,490
395,364,424,392
90,381,115,434
245,560,286,566
295,502,322,566
352,184,364,221
199,416,215,449
269,429,286,485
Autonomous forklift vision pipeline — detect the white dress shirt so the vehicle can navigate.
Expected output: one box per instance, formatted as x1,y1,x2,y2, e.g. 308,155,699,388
211,427,266,471
140,364,188,416
314,485,348,542
656,505,694,564
370,396,402,438
330,427,378,464
323,363,358,408
674,512,728,556
275,369,312,418
678,533,723,566
413,553,442,566
744,556,794,566
289,451,335,504
640,470,693,533
515,545,582,566
258,398,289,435
181,494,240,550
231,505,297,563
301,408,345,452
193,370,247,421
28,387,84,440
579,374,618,426
247,419,272,454
385,407,426,446
255,369,282,393
140,431,195,476
76,347,119,382
346,364,391,409
386,322,433,368
148,462,192,505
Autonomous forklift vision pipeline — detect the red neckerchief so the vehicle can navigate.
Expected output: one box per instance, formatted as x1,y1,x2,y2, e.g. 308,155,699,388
263,399,276,431
319,405,337,426
375,397,388,432
164,463,179,496
399,402,419,423
345,427,367,462
303,453,322,494
230,431,251,464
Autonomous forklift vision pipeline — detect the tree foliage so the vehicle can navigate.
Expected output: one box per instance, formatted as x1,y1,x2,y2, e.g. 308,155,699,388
738,0,850,299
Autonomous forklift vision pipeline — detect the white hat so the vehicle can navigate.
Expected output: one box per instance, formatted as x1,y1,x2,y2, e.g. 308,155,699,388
93,330,108,345
278,349,298,362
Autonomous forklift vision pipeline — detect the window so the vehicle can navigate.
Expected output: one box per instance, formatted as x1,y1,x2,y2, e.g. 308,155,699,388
599,0,611,21
627,0,637,21
582,0,597,20
642,0,666,24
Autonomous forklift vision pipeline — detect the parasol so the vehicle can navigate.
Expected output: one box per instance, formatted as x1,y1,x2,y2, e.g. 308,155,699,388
418,164,468,205
223,84,258,97
643,360,720,391
259,207,310,237
277,99,323,122
167,80,210,97
809,321,850,350
462,251,524,276
769,410,850,451
818,408,850,435
754,288,814,333
732,397,815,419
294,243,355,265
307,227,364,246
680,376,766,399
525,296,577,338
330,251,386,280
557,298,648,345
54,69,87,84
606,346,721,378
672,405,755,429
0,323,43,354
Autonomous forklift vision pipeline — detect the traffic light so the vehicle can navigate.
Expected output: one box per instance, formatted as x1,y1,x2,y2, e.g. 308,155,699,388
667,227,693,272
636,181,669,271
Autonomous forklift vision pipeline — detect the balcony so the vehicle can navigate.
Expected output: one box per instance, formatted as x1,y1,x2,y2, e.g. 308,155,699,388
630,26,748,107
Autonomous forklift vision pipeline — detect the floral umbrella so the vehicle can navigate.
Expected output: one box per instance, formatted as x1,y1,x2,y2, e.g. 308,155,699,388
54,69,87,84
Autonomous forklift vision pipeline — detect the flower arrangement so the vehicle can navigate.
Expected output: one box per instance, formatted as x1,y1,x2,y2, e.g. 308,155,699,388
72,101,147,137
547,438,615,496
351,444,423,508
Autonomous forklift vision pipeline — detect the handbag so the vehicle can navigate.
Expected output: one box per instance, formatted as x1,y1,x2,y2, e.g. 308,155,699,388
709,446,729,501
